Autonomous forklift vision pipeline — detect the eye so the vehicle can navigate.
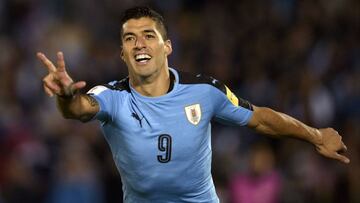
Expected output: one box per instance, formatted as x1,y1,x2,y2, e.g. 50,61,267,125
145,34,155,39
124,36,135,42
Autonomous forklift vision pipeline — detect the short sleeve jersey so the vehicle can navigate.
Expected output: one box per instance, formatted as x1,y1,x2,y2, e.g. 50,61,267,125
87,68,253,203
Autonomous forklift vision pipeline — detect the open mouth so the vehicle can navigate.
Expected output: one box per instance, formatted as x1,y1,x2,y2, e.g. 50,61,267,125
134,54,152,63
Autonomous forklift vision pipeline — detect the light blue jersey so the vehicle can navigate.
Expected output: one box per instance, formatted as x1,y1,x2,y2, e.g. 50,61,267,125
87,68,253,203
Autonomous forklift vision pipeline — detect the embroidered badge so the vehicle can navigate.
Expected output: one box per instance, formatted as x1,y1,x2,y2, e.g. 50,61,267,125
185,104,202,125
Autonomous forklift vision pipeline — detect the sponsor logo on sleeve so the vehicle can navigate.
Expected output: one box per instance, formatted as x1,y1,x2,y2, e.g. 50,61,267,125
87,85,107,95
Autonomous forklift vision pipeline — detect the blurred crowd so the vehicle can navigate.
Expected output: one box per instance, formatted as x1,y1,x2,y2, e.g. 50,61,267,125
0,0,359,203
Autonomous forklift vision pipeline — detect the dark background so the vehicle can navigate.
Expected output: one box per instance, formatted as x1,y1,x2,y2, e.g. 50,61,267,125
0,0,359,202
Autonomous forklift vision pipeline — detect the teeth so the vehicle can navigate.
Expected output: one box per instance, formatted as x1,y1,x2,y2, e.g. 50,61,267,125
135,54,151,61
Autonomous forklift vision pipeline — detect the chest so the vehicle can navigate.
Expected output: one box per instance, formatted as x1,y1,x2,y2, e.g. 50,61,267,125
104,94,214,165
115,94,212,134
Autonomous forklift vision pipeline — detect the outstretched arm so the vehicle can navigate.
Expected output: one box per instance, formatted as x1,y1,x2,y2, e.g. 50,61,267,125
37,52,99,122
247,105,350,164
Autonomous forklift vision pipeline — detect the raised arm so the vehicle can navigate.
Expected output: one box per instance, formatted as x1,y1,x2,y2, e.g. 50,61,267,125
37,52,99,122
247,105,350,164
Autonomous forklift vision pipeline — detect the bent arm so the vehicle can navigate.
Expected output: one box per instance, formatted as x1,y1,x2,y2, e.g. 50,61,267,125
56,93,99,122
247,105,349,163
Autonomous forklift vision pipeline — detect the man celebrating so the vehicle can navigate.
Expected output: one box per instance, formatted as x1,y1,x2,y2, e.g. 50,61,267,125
37,6,349,203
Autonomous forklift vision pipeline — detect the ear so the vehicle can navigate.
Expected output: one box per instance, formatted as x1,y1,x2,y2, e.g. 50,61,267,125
120,47,125,61
164,40,172,56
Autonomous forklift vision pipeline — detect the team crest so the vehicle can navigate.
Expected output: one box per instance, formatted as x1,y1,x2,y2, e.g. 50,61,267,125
185,104,202,125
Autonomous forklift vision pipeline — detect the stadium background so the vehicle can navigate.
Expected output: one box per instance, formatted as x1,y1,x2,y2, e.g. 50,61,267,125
0,0,359,202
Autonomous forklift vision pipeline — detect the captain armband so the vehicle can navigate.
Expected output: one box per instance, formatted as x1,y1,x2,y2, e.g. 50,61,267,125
225,86,253,111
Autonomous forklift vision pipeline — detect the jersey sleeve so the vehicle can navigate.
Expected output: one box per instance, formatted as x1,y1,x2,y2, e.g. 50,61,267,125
86,82,118,123
211,81,254,126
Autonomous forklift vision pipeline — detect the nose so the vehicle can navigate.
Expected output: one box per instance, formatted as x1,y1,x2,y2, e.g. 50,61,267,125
134,37,146,49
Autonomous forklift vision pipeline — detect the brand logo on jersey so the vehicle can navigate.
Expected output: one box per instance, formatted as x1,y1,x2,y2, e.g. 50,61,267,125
185,104,201,125
87,85,107,95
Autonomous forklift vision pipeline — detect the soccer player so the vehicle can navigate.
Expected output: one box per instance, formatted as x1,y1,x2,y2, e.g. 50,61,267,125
37,6,349,203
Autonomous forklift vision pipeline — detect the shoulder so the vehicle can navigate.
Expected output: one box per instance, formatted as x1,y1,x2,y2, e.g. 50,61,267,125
176,70,253,110
87,77,130,95
177,70,226,94
103,77,131,92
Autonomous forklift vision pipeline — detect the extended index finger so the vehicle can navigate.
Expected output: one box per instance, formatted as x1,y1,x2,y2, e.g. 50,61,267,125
37,52,57,72
334,152,350,164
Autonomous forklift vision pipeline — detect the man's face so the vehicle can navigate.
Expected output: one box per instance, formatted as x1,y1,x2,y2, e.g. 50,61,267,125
121,17,172,79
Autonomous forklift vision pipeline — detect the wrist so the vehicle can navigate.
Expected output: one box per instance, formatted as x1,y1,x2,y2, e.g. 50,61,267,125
310,128,322,146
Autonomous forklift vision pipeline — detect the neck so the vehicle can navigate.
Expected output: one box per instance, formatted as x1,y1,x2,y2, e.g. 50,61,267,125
130,67,171,97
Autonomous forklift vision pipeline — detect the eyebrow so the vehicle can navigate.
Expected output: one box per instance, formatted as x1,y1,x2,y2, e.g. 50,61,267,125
122,29,157,38
122,32,135,38
143,29,156,34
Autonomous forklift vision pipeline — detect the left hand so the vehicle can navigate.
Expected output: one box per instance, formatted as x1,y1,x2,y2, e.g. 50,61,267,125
314,128,350,164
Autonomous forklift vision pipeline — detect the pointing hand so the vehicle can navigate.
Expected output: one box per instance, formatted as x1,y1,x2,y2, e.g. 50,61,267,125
314,128,350,164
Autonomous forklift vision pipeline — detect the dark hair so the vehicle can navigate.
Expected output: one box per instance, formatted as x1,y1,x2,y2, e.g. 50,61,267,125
120,6,168,41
